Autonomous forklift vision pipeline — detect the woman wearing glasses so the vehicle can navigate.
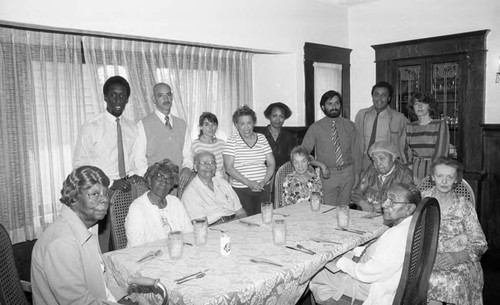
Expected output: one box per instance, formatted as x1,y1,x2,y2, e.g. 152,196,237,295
31,166,129,304
125,158,192,247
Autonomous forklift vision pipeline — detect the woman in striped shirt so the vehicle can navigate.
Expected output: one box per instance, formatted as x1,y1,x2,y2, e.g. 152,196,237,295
191,112,227,179
223,105,276,216
405,92,449,184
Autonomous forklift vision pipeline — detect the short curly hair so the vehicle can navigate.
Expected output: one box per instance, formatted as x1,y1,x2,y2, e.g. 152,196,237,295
429,156,464,184
263,102,292,120
290,145,311,162
60,166,110,206
144,158,179,188
232,105,257,125
103,75,131,97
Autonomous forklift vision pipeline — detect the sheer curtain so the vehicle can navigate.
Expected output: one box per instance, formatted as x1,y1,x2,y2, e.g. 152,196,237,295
82,37,253,141
0,28,86,243
1,29,253,243
313,62,342,120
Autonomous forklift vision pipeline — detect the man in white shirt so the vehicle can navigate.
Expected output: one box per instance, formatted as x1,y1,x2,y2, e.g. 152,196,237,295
135,83,193,189
182,151,247,225
73,75,141,193
309,183,421,305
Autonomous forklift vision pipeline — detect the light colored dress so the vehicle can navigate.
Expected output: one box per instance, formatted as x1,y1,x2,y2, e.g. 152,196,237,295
405,120,449,183
422,187,487,305
282,170,322,207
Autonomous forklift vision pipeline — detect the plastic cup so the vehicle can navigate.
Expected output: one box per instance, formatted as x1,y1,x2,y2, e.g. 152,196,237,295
167,231,183,260
310,192,321,212
337,205,350,228
272,219,287,245
193,218,208,246
261,202,273,224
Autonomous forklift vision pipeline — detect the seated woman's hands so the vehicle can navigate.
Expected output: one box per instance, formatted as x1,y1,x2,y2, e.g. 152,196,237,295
111,179,132,192
434,250,469,269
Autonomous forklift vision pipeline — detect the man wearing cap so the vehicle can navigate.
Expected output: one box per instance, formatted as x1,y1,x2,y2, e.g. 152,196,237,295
135,82,193,190
351,141,413,212
355,81,408,172
302,90,361,206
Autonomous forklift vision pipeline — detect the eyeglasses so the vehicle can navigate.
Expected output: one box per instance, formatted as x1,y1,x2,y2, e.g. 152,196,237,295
383,197,410,208
198,160,216,167
153,173,174,183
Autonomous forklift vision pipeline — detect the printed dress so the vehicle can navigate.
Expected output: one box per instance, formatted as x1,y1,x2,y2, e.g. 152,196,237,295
281,170,322,208
422,187,487,305
405,120,449,183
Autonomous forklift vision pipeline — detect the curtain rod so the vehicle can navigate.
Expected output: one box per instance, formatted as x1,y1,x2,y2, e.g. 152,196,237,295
0,20,279,55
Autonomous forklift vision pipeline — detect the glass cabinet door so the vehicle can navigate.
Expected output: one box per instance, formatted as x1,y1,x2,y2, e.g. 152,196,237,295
395,64,423,118
431,61,460,158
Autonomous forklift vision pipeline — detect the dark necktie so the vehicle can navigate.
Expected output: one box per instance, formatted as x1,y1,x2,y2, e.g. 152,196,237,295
368,111,380,152
331,120,345,167
165,116,172,129
116,118,126,178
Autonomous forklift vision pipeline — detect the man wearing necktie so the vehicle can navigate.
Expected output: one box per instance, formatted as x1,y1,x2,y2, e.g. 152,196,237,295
355,81,408,173
135,83,193,191
302,91,361,206
73,76,142,252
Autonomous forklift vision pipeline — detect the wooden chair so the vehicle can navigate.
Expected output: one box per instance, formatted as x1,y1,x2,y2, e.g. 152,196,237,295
417,176,475,206
273,161,294,208
109,189,135,251
0,223,29,305
312,197,441,305
393,196,441,304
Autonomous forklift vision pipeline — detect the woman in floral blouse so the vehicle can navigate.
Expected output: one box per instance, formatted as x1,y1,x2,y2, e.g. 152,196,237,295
422,156,487,305
281,145,323,207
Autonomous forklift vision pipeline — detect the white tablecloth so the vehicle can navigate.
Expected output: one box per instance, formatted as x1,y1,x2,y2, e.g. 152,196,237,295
104,202,387,305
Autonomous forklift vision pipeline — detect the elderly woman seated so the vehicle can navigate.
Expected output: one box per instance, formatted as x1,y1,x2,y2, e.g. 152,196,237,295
282,145,324,207
125,159,192,247
310,183,421,304
424,157,487,305
31,166,129,304
351,141,413,212
182,151,247,225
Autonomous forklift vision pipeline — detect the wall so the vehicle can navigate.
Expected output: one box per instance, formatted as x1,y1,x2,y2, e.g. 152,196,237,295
348,0,500,123
0,0,349,126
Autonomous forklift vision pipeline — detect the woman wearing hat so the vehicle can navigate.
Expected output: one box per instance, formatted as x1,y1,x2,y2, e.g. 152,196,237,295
351,141,413,212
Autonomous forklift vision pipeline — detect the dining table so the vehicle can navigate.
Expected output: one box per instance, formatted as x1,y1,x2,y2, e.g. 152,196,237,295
103,202,387,305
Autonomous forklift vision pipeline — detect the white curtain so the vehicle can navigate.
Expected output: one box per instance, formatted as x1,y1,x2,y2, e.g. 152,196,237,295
82,37,253,141
0,28,86,243
0,29,253,243
313,62,342,120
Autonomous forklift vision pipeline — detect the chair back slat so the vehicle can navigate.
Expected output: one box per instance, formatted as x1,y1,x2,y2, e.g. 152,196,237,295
393,197,441,305
0,223,29,305
109,189,134,250
273,161,294,208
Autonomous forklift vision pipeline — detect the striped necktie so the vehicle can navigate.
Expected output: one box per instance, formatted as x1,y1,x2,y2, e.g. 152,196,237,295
165,115,172,129
116,118,126,178
331,120,345,167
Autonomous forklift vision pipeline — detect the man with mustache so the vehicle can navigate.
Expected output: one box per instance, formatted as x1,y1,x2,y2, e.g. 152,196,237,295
302,90,361,206
135,83,193,192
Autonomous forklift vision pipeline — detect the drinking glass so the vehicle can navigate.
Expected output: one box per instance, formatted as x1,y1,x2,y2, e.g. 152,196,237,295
193,218,208,246
272,219,287,245
167,231,183,260
337,205,350,228
310,192,321,212
261,201,273,224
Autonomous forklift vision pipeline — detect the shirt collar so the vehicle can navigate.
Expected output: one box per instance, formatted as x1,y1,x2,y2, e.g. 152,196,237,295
155,109,172,127
104,111,120,123
60,204,93,245
378,164,396,182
